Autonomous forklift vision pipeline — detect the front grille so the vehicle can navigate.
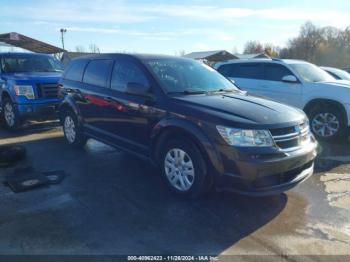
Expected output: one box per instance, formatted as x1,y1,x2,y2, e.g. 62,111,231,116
269,126,296,136
37,83,59,98
270,122,310,152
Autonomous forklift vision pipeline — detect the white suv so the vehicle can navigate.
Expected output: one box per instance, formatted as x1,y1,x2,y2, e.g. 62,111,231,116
215,59,350,141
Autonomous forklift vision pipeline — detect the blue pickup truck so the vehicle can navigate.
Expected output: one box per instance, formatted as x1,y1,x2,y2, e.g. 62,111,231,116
0,52,63,130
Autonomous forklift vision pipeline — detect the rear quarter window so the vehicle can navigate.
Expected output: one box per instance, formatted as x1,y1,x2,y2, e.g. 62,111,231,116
64,59,89,82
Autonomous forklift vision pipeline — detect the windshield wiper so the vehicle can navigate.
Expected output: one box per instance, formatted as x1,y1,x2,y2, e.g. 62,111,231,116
168,89,238,95
168,90,208,95
33,69,63,72
208,88,237,93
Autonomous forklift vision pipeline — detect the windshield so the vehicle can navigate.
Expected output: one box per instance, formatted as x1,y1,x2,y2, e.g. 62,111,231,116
144,59,238,94
1,55,64,73
289,63,335,82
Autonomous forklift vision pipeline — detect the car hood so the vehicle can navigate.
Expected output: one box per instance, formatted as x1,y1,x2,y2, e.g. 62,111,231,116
172,92,305,127
1,72,62,82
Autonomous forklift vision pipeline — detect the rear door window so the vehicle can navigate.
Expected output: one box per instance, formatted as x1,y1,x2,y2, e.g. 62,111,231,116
64,59,89,82
111,60,149,92
236,63,264,79
83,59,113,87
218,63,263,80
264,64,294,81
217,64,240,77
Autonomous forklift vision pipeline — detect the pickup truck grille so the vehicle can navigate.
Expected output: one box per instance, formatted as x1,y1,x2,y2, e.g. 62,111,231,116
37,84,59,98
270,121,310,152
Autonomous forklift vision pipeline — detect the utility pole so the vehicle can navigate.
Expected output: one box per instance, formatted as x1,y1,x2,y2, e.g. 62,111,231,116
60,28,67,50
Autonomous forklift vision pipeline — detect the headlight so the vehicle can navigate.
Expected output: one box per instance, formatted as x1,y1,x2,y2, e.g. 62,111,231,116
13,85,35,99
216,126,274,147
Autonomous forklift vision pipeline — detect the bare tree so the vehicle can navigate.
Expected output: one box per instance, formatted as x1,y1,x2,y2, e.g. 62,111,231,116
89,44,100,53
243,41,264,54
264,43,279,57
279,22,350,67
231,46,238,54
174,49,186,56
75,45,86,53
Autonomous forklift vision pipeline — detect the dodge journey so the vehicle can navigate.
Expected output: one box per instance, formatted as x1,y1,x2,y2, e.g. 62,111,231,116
59,54,317,198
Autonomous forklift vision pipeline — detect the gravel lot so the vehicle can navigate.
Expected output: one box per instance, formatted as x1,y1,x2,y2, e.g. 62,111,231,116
0,121,350,258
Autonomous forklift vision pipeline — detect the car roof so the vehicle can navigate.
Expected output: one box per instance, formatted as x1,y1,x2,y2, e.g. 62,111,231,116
72,53,190,62
215,58,310,67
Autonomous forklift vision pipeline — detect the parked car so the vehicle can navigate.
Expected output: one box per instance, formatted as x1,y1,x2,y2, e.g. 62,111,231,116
215,59,350,141
58,54,317,198
0,52,63,129
321,66,350,80
343,67,350,73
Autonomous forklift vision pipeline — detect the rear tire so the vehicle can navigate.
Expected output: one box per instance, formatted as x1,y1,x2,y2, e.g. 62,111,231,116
62,110,87,148
1,98,22,130
308,106,346,142
159,138,210,198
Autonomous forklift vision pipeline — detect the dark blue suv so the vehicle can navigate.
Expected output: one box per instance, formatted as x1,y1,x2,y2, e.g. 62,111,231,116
0,53,63,129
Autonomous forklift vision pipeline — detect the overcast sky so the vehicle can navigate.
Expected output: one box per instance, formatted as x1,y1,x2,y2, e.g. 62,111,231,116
1,0,350,54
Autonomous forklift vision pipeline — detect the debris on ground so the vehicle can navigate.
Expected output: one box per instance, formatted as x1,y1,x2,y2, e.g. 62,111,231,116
3,166,66,193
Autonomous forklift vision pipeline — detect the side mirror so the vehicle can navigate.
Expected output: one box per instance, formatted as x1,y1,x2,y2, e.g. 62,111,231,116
282,75,298,83
125,82,152,98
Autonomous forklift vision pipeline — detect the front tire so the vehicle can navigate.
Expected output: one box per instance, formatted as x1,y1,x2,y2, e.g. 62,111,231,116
1,98,22,130
308,106,346,142
160,138,209,198
62,110,87,148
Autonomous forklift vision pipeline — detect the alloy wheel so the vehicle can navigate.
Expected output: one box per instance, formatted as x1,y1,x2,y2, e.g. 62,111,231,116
4,102,15,127
311,112,340,138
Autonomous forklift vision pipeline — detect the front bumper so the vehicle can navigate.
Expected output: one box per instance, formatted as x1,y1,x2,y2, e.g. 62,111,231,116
215,140,317,196
17,103,59,120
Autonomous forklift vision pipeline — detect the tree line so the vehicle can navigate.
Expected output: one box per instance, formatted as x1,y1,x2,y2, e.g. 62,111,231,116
74,44,100,53
243,22,350,68
72,22,350,68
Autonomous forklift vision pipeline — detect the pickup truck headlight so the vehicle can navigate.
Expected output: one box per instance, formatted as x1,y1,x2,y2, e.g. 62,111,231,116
216,126,274,147
14,85,35,99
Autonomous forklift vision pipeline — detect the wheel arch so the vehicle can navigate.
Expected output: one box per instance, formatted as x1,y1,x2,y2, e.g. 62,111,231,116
58,97,82,124
150,118,224,175
303,98,348,125
1,91,12,103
